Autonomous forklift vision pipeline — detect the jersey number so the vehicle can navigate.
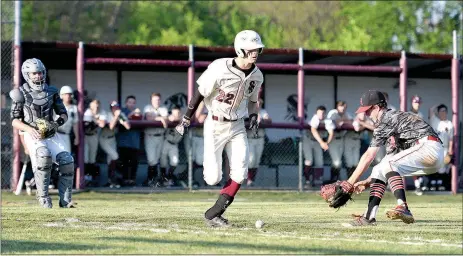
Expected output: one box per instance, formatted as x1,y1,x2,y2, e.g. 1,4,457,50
216,90,234,105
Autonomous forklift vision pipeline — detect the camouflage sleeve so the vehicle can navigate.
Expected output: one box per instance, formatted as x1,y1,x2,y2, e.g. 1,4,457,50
51,87,68,120
370,115,395,147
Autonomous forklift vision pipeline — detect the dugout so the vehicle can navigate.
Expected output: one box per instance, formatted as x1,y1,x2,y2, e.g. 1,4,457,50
9,38,462,193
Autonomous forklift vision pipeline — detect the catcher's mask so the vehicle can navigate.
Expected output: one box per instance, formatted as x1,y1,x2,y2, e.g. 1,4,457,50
22,58,47,92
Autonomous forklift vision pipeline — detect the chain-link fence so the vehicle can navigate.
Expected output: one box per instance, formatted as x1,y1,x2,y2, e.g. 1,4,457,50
1,1,15,190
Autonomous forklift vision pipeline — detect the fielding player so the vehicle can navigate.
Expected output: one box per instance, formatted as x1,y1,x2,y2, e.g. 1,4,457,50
175,30,264,227
10,58,75,208
348,90,444,226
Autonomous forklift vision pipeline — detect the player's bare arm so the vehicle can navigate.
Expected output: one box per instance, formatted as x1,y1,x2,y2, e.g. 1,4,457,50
347,146,379,184
109,111,120,130
311,127,328,151
326,129,334,144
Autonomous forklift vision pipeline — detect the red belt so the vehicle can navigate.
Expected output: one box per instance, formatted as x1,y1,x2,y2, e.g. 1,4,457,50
212,115,236,122
416,136,440,144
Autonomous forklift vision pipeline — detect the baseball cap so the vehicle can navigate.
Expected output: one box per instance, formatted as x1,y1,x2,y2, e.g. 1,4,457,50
411,95,422,103
110,100,120,108
355,90,387,114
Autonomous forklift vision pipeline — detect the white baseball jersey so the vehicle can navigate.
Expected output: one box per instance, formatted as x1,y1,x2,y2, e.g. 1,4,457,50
327,109,353,137
143,105,168,135
197,58,264,120
307,114,335,138
99,110,115,137
246,108,269,138
83,108,105,135
430,115,453,149
58,104,78,134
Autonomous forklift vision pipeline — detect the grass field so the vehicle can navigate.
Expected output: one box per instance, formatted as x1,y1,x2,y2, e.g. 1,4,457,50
1,190,462,254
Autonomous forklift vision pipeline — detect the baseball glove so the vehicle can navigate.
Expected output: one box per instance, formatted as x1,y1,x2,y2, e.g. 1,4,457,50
320,181,354,209
35,118,58,139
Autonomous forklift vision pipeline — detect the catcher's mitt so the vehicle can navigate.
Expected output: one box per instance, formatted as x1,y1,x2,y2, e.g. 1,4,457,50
320,181,354,209
35,118,58,139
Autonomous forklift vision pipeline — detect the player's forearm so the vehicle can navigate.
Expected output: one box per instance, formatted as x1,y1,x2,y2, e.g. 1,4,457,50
311,127,324,144
73,123,79,141
109,117,118,130
347,149,376,184
12,119,32,132
327,131,334,144
185,88,205,119
449,140,454,154
248,101,258,115
121,121,131,130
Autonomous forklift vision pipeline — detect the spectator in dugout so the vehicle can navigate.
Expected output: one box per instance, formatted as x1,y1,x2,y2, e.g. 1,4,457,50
427,104,454,191
83,99,106,187
409,95,425,194
117,95,142,187
246,99,271,187
302,105,334,189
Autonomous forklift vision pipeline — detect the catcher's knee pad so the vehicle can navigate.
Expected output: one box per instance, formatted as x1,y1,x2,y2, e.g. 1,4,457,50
56,152,74,175
36,147,52,172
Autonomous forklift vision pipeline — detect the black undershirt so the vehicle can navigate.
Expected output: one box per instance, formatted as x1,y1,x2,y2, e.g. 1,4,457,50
232,59,255,77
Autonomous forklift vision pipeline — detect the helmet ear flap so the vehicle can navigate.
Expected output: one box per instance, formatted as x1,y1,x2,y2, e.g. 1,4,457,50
258,48,263,54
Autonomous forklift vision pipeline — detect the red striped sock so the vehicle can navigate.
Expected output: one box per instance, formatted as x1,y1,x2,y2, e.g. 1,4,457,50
386,172,408,208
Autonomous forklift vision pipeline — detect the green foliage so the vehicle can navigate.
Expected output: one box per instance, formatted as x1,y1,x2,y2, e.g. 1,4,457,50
19,0,461,53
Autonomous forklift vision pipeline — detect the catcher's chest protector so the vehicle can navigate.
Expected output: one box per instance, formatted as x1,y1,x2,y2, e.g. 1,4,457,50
20,83,56,127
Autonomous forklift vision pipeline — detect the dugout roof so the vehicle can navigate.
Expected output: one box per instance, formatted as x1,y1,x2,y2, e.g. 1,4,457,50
18,41,461,79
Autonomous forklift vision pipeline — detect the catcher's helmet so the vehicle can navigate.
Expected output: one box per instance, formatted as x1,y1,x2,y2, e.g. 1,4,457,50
22,58,47,91
234,30,265,58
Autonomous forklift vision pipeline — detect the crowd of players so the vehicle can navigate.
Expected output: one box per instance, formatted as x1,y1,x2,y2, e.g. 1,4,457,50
11,85,453,193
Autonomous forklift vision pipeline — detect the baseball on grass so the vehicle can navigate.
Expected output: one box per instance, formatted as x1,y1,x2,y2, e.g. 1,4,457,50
255,220,265,229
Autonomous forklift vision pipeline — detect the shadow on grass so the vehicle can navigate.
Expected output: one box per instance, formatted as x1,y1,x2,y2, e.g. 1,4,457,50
101,236,386,254
1,239,108,254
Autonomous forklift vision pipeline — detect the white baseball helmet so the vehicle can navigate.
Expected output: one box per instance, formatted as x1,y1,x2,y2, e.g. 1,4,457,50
60,85,73,95
234,30,265,58
21,58,47,91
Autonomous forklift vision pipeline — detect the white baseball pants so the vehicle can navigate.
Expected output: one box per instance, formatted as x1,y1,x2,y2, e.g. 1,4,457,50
57,133,71,153
371,138,444,182
203,116,248,185
99,136,119,163
328,137,344,169
302,136,324,167
23,132,67,168
343,137,361,168
84,134,99,164
144,134,164,166
192,136,205,166
160,141,179,168
248,137,265,169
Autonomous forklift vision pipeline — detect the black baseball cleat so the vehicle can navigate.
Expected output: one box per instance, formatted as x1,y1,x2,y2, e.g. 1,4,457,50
204,216,232,228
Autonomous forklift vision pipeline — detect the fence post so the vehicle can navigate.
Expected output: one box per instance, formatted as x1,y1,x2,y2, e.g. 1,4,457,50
12,0,22,192
76,41,85,190
298,47,304,192
188,44,194,191
451,30,460,195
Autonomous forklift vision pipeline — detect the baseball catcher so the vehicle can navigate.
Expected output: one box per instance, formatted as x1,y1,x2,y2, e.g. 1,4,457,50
10,58,75,208
321,90,444,227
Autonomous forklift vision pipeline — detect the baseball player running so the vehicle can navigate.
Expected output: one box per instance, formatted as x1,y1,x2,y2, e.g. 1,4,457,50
327,101,353,182
160,106,183,186
302,105,334,189
175,30,264,227
99,101,130,188
246,99,271,186
347,90,444,226
83,99,106,186
10,58,75,208
428,104,453,191
143,93,169,186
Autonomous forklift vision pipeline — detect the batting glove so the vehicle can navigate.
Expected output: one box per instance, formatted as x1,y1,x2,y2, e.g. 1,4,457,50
248,113,259,138
175,115,191,136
